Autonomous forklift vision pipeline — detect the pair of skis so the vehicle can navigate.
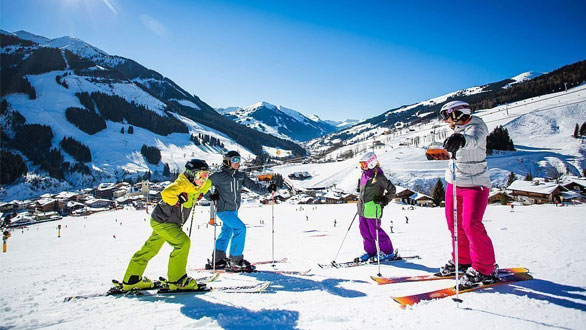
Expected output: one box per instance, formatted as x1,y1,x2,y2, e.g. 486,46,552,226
64,273,269,302
318,254,421,269
371,267,533,307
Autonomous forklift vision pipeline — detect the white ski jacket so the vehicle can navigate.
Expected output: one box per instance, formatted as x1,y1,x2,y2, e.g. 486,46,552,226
444,115,491,188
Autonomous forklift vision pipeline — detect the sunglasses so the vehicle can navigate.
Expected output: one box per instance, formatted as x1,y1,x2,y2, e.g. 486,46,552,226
230,156,241,163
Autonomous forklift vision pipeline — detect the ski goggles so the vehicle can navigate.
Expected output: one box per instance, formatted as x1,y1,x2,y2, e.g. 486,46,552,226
359,161,369,170
195,171,209,180
439,105,471,121
185,169,209,180
230,156,241,164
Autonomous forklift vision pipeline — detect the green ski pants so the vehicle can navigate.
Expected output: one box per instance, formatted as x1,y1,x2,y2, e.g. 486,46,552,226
123,219,191,283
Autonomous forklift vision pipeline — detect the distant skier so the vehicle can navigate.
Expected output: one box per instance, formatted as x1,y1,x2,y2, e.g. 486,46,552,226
120,159,211,292
354,152,397,263
204,151,276,272
405,216,409,224
437,101,498,288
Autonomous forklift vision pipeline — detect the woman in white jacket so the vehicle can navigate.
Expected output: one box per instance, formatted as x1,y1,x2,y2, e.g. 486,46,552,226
437,100,498,289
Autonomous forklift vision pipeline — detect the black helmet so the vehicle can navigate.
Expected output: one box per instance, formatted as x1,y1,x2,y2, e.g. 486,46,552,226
223,151,241,167
184,159,209,182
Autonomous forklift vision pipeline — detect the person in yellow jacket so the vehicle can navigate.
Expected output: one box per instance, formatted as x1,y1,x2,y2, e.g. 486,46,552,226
121,159,211,291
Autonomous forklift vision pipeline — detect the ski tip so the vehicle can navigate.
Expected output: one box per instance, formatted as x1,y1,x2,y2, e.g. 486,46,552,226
452,297,463,303
392,296,414,307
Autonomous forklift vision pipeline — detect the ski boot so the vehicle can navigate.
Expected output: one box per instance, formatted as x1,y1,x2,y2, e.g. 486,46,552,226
435,260,471,277
458,265,499,290
121,275,155,292
226,257,256,273
376,250,395,262
205,257,230,270
354,253,372,263
166,274,203,291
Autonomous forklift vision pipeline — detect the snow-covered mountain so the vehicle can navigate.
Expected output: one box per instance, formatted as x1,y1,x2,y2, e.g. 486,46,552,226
309,61,586,152
324,119,360,130
219,101,337,142
0,30,305,200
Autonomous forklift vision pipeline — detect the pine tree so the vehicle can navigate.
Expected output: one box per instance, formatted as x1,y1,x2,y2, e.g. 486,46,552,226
506,172,516,187
431,178,445,207
163,163,170,177
580,122,586,136
121,127,125,134
128,126,134,134
574,124,579,138
525,172,533,181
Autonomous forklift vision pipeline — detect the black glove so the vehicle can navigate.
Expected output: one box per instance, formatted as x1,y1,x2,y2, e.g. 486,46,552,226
443,133,466,154
374,196,389,207
176,192,188,206
209,191,220,201
267,183,277,193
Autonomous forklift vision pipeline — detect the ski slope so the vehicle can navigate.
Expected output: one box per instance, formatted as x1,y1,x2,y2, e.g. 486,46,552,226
1,203,585,329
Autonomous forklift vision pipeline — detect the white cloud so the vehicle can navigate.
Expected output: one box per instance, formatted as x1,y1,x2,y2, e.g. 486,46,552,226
140,14,168,37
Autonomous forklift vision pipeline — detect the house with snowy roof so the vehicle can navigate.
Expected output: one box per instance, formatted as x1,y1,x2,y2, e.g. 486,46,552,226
562,177,586,195
393,186,416,205
410,192,435,207
507,179,566,204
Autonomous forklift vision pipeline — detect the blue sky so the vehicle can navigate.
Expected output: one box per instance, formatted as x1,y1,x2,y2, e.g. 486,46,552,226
2,0,585,121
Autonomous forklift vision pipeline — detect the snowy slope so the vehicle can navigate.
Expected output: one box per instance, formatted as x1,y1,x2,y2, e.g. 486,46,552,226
220,101,337,142
277,85,586,193
1,203,584,329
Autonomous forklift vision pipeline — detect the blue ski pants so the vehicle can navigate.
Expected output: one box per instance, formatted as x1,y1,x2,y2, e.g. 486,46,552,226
215,211,246,258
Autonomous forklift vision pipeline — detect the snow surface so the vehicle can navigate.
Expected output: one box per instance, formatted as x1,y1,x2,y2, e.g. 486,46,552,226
1,203,585,329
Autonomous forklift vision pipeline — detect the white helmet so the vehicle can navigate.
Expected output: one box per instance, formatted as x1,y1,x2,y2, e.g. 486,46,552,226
440,100,472,121
359,152,378,170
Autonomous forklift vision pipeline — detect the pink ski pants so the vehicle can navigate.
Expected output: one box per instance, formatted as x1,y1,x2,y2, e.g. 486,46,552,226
445,184,495,275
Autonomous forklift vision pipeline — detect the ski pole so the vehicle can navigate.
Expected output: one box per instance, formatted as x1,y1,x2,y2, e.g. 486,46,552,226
451,154,462,304
333,212,358,263
271,190,275,266
375,216,382,277
209,197,217,273
188,204,194,238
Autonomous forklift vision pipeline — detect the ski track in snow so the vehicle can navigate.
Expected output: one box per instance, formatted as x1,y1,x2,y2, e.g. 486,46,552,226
1,203,585,329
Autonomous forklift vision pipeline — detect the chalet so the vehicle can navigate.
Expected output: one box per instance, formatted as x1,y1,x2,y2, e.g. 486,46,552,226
0,201,19,212
562,178,586,195
411,192,435,207
507,179,565,204
54,191,78,202
85,198,115,209
35,198,64,213
488,189,513,204
324,191,358,204
393,186,416,205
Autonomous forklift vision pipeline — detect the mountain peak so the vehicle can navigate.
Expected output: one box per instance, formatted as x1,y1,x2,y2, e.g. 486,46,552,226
245,101,277,111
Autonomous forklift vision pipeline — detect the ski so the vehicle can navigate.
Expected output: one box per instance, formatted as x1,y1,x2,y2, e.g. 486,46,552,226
371,267,529,285
252,257,288,266
158,277,270,294
392,272,534,307
318,255,420,269
190,268,311,276
63,273,221,302
191,257,288,272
